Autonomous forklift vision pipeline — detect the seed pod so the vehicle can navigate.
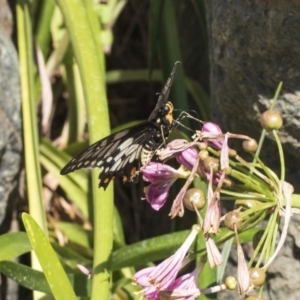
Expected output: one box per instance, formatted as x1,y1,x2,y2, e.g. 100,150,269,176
249,267,266,287
183,188,206,211
203,156,220,173
225,166,232,175
260,110,283,131
228,148,237,157
224,210,243,231
243,138,258,153
224,276,237,290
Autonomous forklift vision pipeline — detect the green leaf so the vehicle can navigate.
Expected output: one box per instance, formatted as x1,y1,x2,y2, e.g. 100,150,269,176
54,0,114,297
106,69,162,84
0,261,52,295
148,0,164,70
55,222,92,248
0,232,31,261
0,261,91,297
150,0,188,113
112,230,190,271
17,0,47,235
34,0,56,58
39,138,89,217
185,77,210,120
51,242,92,270
22,213,77,299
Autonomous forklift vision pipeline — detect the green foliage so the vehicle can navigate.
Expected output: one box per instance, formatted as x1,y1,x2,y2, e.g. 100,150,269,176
22,213,77,299
2,0,212,299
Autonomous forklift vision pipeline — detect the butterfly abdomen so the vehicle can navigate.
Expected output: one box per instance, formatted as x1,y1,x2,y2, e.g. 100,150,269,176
140,107,174,166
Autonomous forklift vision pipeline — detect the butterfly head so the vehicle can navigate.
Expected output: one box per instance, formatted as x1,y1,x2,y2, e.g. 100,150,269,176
162,101,174,125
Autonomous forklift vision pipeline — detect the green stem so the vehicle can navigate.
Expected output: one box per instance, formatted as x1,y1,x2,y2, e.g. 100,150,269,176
230,170,273,198
249,227,267,265
254,129,267,160
220,189,269,202
273,130,285,181
34,0,56,58
17,1,48,298
240,202,274,221
269,212,279,263
291,194,300,208
240,205,271,235
270,82,283,109
250,154,280,191
17,0,47,232
255,208,278,267
55,0,113,298
253,81,282,159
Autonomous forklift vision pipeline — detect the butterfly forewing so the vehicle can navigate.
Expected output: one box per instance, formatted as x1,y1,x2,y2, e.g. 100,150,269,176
60,62,181,189
61,122,155,188
148,61,181,121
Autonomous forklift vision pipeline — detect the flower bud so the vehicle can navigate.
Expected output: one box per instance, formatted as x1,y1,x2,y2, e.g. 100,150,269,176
198,142,208,150
243,138,258,153
228,148,237,157
176,147,199,171
260,110,283,131
223,178,234,187
249,267,266,287
183,188,206,211
199,149,209,161
224,210,243,231
202,122,222,133
203,157,220,173
235,199,260,210
202,122,223,149
225,166,232,175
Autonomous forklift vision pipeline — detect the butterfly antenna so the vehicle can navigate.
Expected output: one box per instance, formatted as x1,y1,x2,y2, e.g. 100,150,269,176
175,110,203,124
173,118,194,132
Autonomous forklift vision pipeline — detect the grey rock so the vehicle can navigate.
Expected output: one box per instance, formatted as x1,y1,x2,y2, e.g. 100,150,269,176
204,1,300,299
0,30,22,229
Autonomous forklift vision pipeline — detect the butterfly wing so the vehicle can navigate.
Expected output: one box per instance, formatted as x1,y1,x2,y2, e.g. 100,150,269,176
148,61,181,121
60,122,155,189
61,61,181,189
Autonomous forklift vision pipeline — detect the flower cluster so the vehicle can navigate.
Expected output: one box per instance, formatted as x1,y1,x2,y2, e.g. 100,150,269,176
133,225,228,299
133,111,299,300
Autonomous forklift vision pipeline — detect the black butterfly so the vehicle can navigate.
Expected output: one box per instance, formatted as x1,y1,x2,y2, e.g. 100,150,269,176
60,62,181,189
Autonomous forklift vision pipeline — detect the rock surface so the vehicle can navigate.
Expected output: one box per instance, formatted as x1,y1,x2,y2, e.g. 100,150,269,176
204,1,300,299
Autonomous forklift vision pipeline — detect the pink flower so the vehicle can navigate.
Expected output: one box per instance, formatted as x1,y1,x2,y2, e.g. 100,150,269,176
142,162,189,210
175,147,199,172
159,264,228,299
202,122,224,149
201,123,229,170
157,139,191,160
160,265,202,299
133,225,201,298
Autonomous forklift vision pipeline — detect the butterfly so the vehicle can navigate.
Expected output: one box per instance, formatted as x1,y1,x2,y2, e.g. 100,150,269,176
60,61,181,189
